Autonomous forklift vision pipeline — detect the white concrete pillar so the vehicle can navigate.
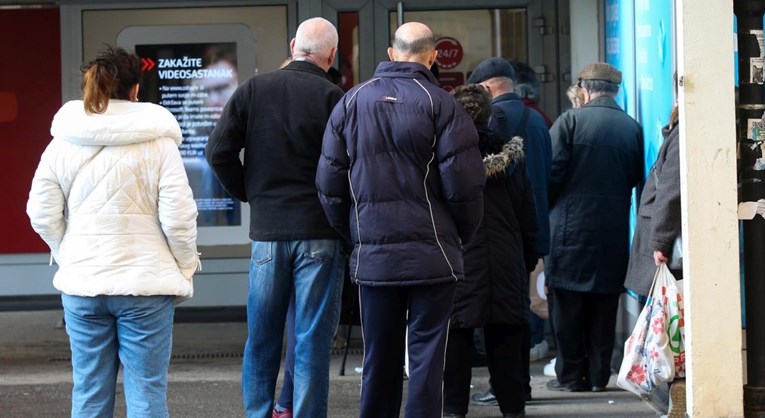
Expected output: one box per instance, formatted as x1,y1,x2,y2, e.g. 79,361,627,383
676,1,744,417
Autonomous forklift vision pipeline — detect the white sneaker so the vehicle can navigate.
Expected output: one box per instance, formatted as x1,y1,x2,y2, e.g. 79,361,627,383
543,358,556,377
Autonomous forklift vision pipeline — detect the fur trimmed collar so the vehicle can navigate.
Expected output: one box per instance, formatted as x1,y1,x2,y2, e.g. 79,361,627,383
484,136,525,177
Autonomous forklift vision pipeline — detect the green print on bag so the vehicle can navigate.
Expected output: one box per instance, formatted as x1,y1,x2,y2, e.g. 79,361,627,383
666,290,686,377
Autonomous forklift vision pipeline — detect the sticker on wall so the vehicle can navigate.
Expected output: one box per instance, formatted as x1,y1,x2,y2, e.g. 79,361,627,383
749,118,765,141
434,37,463,70
751,30,764,85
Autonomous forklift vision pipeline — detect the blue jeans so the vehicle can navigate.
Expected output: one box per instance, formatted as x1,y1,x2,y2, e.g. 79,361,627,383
242,239,344,418
61,294,175,418
275,291,296,410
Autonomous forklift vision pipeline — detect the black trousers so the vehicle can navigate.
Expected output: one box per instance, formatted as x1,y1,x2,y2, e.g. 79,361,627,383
443,324,526,415
358,282,455,418
550,288,620,388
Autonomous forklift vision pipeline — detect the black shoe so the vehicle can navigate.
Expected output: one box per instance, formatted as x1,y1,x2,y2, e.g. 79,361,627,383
503,413,526,418
470,388,498,406
545,379,587,392
591,385,607,392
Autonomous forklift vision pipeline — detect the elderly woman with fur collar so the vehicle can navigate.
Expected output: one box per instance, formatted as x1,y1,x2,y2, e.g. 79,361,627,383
443,84,539,418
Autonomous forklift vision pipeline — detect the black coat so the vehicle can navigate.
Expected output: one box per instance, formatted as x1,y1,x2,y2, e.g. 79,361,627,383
451,133,538,328
625,124,682,296
206,61,344,241
546,97,643,294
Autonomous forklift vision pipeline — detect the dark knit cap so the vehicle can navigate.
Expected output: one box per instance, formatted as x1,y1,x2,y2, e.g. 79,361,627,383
467,57,516,84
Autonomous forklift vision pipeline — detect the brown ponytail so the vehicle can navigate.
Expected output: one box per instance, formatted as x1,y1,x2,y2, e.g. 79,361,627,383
81,46,142,114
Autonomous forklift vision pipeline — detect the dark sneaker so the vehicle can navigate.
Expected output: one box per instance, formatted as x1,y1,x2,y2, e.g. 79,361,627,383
591,385,607,392
470,388,498,406
545,379,587,392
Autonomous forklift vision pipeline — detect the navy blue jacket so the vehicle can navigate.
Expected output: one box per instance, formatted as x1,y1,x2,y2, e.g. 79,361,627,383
490,92,552,256
316,61,486,286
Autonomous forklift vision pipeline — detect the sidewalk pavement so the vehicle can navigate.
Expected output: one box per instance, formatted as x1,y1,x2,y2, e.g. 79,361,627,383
0,310,662,417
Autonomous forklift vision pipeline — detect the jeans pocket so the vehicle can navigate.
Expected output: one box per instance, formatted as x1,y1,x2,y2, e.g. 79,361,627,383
301,239,337,263
251,242,273,266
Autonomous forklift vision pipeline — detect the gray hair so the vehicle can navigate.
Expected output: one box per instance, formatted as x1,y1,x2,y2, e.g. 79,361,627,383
580,79,619,97
293,17,338,59
392,33,435,56
515,83,537,100
510,60,539,99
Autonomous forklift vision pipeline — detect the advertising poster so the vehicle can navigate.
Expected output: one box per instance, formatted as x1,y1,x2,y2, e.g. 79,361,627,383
605,0,636,117
136,43,241,228
634,0,675,173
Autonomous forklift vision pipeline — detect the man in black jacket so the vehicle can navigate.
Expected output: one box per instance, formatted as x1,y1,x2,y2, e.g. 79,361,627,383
545,62,643,393
205,17,345,418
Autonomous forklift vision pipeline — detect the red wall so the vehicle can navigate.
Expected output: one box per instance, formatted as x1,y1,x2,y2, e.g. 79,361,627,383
0,8,61,253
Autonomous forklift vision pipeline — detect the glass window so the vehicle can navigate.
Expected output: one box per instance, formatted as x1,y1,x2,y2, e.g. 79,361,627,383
389,9,526,90
338,12,359,91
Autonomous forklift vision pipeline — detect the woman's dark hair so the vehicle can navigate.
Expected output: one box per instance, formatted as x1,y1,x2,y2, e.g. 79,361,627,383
81,45,142,114
452,84,503,157
451,84,493,127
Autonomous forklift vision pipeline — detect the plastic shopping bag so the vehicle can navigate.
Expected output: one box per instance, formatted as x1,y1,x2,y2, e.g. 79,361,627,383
617,264,685,396
665,268,686,378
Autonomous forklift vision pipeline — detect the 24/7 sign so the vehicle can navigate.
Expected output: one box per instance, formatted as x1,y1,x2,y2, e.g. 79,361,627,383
435,37,464,70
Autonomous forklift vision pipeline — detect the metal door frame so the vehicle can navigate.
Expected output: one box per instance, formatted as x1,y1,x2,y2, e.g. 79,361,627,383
318,0,561,114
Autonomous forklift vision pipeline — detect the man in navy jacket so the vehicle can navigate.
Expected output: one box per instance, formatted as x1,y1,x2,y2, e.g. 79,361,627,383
206,17,345,418
316,22,486,418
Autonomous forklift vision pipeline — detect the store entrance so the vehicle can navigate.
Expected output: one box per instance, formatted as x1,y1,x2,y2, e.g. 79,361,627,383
327,0,565,117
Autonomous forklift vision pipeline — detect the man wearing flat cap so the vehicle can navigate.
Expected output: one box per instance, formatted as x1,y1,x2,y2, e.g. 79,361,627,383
466,56,552,405
545,62,643,392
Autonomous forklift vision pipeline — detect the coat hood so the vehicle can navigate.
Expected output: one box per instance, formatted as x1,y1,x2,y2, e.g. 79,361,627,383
51,100,182,147
484,136,524,177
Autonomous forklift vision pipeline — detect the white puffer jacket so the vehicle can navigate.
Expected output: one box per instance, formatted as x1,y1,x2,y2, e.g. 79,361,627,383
27,100,199,299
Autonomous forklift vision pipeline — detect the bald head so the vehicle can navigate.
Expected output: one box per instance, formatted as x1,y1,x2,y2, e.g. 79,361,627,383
388,22,438,67
291,17,338,71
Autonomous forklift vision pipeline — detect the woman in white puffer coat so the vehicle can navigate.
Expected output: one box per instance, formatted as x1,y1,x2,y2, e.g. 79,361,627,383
26,45,199,418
